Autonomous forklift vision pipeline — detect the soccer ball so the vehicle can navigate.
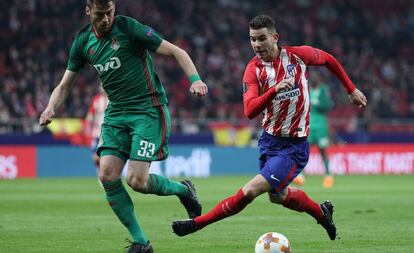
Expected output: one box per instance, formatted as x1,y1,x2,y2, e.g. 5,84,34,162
255,232,291,253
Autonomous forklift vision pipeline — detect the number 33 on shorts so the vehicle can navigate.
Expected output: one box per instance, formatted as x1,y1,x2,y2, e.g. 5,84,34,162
137,140,155,158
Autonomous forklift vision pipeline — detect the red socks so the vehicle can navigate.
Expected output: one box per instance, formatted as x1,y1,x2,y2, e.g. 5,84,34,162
193,187,324,230
282,187,324,221
194,189,253,229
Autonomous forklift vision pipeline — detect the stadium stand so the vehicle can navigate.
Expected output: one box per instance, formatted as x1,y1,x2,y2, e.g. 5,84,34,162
0,0,413,135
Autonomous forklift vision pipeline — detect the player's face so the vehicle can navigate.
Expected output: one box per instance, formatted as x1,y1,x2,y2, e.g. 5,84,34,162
86,2,115,35
250,28,279,61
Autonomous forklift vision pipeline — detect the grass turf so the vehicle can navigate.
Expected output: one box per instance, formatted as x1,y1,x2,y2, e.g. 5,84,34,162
1,175,413,253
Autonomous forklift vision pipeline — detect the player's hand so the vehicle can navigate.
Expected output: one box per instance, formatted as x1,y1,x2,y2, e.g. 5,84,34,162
39,108,55,126
189,80,208,97
275,76,295,93
348,88,367,108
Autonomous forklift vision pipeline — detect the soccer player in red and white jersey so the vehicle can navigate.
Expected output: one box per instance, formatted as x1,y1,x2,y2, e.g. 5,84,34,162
85,85,108,171
172,15,367,241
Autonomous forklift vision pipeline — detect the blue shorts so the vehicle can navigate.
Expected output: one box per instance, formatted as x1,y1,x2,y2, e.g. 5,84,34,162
258,131,309,193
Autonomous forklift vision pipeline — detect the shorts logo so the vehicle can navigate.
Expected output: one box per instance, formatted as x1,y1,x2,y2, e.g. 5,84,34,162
270,174,281,182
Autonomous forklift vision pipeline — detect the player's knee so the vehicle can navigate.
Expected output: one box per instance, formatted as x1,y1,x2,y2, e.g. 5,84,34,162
98,165,117,182
268,188,288,204
242,185,260,199
268,194,284,204
127,176,147,192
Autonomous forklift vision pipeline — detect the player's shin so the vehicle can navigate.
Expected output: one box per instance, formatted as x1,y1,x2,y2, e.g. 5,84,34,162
144,174,188,196
102,179,148,244
281,187,324,221
194,188,253,229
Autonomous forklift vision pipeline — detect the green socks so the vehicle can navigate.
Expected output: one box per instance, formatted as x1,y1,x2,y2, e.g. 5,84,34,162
145,174,188,197
320,149,330,175
102,179,148,245
102,176,189,244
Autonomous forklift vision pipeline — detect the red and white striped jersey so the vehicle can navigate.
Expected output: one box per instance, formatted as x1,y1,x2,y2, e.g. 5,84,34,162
243,46,355,138
86,93,108,138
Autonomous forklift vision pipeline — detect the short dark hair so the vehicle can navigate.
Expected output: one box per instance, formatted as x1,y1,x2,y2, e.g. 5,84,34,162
86,0,114,7
249,15,277,33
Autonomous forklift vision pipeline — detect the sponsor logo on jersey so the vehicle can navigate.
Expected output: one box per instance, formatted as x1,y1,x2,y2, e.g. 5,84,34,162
93,57,121,74
111,37,120,50
275,88,301,101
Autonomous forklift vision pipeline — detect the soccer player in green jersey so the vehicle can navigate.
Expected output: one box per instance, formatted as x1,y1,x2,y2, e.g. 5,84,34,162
293,72,335,188
39,0,207,252
309,73,334,188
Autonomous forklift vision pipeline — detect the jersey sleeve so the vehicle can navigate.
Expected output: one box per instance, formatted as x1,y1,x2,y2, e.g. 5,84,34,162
288,46,356,94
126,16,163,52
67,35,87,72
243,63,277,119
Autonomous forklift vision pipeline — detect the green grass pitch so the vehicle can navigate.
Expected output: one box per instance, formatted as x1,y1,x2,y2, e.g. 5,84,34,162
1,175,413,252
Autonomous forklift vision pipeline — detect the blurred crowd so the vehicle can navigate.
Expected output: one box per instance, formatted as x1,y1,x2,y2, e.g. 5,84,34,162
1,0,413,134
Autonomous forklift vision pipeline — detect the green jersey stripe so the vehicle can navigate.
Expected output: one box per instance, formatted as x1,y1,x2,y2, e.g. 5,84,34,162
157,106,168,160
141,50,160,106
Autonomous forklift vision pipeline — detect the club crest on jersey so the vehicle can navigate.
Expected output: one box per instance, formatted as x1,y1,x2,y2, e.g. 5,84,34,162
88,47,95,55
146,27,154,37
286,63,297,77
111,37,120,50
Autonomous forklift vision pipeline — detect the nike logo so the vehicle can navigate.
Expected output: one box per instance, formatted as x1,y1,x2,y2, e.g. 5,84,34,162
270,174,281,182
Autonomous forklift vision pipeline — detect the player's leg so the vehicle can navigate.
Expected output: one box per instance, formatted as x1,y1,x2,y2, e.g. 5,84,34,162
98,118,152,251
99,153,150,247
268,187,336,240
127,160,192,200
269,187,324,220
318,136,334,188
264,136,336,240
129,105,201,218
91,137,103,187
262,150,322,218
172,174,271,236
265,153,336,240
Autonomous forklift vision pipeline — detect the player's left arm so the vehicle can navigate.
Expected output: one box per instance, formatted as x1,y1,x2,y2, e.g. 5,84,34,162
155,40,208,96
289,46,367,108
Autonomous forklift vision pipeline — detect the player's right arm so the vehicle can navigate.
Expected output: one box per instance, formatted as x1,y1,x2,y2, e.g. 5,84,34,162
39,70,78,126
40,32,86,126
243,63,294,119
